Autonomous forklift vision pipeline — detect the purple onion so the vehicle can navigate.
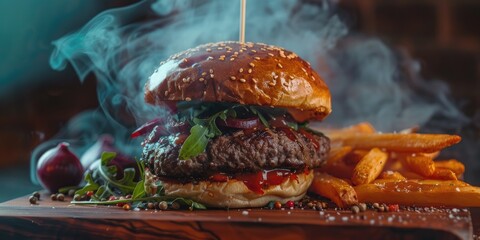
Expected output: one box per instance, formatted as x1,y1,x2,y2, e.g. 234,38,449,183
36,142,83,193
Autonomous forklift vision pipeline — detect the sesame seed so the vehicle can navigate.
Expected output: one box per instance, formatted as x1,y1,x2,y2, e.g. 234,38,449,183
183,58,188,63
217,47,223,50
185,97,191,101
182,78,188,83
206,48,212,52
230,58,235,61
202,72,207,76
199,78,205,82
268,53,274,57
234,52,238,55
254,57,260,60
273,75,278,80
289,75,294,79
239,50,243,53
164,91,168,96
207,56,213,60
248,69,252,73
209,69,214,73
268,81,276,86
261,48,266,51
203,91,207,95
239,68,244,73
277,63,283,68
240,78,246,83
242,48,247,51
249,63,255,67
230,76,236,80
251,50,257,53
210,74,214,78
279,50,286,58
252,78,258,83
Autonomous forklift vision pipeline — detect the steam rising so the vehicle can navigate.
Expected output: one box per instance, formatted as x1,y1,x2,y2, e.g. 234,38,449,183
38,0,470,181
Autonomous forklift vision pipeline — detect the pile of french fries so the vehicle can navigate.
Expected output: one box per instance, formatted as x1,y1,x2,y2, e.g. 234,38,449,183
309,122,480,207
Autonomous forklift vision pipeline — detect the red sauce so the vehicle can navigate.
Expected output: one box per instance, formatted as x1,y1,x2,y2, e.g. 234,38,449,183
299,129,319,150
279,127,297,141
209,173,229,182
225,169,302,195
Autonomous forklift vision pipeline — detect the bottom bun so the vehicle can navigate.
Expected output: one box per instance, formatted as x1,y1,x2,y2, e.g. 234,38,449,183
162,171,314,208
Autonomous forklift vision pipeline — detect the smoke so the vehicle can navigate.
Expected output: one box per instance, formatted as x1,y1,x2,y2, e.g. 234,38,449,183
37,0,473,181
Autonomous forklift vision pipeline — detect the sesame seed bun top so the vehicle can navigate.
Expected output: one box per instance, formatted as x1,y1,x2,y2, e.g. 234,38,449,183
144,41,331,122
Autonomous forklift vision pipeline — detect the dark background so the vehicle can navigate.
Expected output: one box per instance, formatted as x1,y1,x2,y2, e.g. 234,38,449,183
0,0,479,202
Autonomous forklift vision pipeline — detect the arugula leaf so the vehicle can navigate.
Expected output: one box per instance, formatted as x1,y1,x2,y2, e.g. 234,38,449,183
132,180,146,200
249,106,269,127
172,198,207,210
75,172,100,196
178,125,209,160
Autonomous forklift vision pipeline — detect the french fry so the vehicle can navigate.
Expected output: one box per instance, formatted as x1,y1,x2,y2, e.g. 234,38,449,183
354,179,480,207
320,160,355,179
326,146,352,164
397,170,425,180
331,133,461,153
379,171,406,180
435,159,465,176
430,168,458,180
344,150,369,165
321,122,376,140
309,171,358,208
399,126,420,134
351,148,388,185
320,146,354,178
420,151,440,159
403,155,436,177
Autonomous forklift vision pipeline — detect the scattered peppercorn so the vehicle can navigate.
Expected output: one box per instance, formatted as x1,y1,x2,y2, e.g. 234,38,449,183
351,205,360,214
56,193,65,202
274,201,282,209
388,204,399,212
147,202,155,210
68,189,76,197
29,196,38,204
73,194,82,201
171,201,180,210
50,194,57,201
32,191,40,200
316,202,323,210
125,194,132,199
154,202,160,210
307,202,314,209
285,201,294,209
159,201,168,210
378,205,385,212
108,196,116,201
86,191,94,197
358,203,367,212
123,203,131,211
267,201,275,209
372,203,380,209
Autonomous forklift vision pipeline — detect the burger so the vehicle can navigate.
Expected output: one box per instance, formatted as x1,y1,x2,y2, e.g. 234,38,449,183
137,41,331,208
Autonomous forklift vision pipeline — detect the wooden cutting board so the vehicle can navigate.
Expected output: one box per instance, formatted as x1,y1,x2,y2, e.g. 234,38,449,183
0,192,473,240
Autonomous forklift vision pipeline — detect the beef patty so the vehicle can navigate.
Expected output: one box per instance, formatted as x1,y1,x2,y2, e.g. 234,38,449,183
141,127,330,181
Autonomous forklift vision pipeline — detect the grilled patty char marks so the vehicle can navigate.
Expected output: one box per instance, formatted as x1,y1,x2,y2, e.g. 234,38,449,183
141,128,330,181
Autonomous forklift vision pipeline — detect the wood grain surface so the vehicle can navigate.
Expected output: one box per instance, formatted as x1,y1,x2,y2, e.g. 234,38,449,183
0,192,473,240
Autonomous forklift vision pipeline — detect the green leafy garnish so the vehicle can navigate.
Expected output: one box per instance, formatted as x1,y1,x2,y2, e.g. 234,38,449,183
249,106,269,128
178,109,231,160
73,151,206,210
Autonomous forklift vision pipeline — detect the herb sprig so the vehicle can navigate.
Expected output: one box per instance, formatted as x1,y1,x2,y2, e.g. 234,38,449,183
177,105,271,160
73,152,206,210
